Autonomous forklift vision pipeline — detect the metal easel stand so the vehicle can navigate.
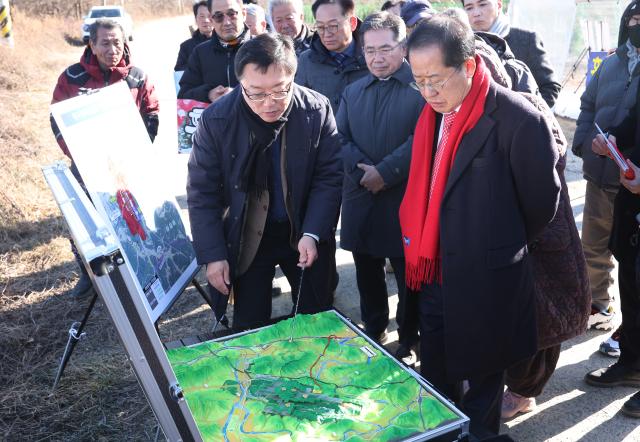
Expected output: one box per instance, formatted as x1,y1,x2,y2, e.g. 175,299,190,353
51,290,99,390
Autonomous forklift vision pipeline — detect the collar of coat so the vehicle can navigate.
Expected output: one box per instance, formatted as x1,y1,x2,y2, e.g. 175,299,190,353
363,61,414,89
210,26,251,53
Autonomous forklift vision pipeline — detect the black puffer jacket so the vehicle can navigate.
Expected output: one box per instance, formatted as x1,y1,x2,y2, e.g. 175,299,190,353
178,27,251,103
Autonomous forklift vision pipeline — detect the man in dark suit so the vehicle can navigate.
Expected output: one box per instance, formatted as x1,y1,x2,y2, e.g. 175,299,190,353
461,0,561,108
187,33,342,331
401,15,560,438
337,11,423,363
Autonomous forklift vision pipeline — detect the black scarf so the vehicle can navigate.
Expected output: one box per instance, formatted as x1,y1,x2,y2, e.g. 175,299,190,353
238,93,294,195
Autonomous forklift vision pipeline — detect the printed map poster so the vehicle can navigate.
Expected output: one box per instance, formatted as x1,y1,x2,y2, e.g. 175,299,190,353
167,310,468,441
51,82,198,323
177,99,207,154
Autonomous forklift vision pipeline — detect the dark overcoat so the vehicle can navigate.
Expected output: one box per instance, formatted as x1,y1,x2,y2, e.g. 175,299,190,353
436,82,560,381
186,84,343,281
178,27,251,103
337,62,424,257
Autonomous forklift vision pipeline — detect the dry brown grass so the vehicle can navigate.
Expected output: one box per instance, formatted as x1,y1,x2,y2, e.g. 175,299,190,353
0,9,215,441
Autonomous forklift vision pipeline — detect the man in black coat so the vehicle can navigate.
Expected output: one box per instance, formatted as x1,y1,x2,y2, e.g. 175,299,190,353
178,0,251,104
174,1,213,71
337,11,423,363
588,89,640,417
461,0,561,108
401,16,559,438
187,33,342,331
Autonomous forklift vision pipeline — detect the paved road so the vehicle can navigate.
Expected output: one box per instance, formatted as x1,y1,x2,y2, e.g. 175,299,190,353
132,15,640,441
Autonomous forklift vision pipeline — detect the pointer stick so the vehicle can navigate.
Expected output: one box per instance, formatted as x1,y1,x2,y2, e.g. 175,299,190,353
289,267,305,342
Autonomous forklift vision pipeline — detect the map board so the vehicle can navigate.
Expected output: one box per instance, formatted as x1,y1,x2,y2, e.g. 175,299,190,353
50,82,198,323
167,310,467,441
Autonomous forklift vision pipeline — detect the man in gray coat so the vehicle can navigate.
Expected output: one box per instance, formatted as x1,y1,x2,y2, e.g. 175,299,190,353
295,0,368,112
337,11,424,364
572,2,640,349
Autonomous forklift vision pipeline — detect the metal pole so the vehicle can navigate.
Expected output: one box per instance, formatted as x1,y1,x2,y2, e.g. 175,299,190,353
52,291,99,390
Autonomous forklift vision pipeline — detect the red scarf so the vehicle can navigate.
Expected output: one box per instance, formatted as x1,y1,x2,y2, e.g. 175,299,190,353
399,55,490,290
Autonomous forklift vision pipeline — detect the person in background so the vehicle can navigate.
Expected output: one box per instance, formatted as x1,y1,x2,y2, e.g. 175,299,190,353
295,0,368,113
337,11,423,364
402,15,559,438
381,0,405,16
399,0,434,33
174,1,213,71
178,0,250,104
587,76,640,418
500,95,590,419
245,3,267,36
51,19,159,297
461,0,561,108
572,1,640,357
187,33,342,331
268,0,313,56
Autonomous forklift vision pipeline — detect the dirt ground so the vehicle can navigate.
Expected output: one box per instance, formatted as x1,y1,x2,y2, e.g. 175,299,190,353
1,9,640,442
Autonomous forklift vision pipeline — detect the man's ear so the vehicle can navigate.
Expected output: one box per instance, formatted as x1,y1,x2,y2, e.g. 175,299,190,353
349,15,357,32
88,40,96,55
464,57,477,78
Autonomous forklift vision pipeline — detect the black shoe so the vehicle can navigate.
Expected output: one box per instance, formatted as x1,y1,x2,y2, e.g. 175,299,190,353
585,363,640,388
622,391,640,418
366,330,388,345
271,286,282,298
70,272,94,297
394,344,417,367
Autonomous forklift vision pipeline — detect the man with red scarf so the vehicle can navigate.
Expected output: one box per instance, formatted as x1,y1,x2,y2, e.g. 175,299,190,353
400,15,560,438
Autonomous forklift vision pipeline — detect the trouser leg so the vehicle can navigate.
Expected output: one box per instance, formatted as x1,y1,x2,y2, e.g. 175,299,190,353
618,255,640,369
352,252,389,337
418,282,462,403
581,181,617,310
505,344,562,398
463,371,505,438
231,223,284,331
390,256,419,348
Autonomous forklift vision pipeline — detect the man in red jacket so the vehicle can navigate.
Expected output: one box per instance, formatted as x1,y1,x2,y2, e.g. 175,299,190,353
50,18,160,297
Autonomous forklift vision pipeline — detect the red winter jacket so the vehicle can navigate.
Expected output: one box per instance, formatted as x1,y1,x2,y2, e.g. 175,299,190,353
50,45,160,158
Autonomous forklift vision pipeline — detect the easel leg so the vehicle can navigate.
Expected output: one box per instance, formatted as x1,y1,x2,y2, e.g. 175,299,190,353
52,291,99,390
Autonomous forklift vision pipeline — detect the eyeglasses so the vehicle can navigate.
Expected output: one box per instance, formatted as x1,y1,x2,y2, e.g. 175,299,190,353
241,82,293,102
363,43,402,57
212,9,239,23
315,19,347,35
410,67,460,93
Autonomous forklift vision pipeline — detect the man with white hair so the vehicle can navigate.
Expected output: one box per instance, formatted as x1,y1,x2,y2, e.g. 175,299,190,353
245,3,267,36
268,0,314,55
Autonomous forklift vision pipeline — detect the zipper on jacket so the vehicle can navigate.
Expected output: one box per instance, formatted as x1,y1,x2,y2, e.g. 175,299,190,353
625,73,633,90
227,52,231,87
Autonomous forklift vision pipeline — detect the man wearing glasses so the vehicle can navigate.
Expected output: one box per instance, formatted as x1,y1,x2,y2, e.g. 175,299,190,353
295,0,368,112
178,0,250,104
187,33,342,331
336,12,423,365
401,16,559,438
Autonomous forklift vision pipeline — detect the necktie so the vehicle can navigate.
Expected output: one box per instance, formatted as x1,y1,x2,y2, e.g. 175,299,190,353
333,52,348,66
429,111,457,199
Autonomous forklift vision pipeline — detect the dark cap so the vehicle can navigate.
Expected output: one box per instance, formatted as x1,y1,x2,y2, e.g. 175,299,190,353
400,0,435,27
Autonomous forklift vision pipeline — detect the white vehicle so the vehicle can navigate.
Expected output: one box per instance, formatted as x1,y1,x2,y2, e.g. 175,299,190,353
82,6,133,44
